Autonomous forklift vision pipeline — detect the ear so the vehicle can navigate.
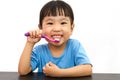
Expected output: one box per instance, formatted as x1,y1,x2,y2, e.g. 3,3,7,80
38,24,42,29
71,24,75,32
70,24,75,35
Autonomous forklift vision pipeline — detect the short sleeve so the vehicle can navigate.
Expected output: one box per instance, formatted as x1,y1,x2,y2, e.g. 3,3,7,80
73,40,91,65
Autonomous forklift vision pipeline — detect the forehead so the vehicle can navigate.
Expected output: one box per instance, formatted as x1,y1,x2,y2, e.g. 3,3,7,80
43,16,70,21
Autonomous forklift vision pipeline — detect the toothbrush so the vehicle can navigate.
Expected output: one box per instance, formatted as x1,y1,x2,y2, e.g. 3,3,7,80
24,32,60,43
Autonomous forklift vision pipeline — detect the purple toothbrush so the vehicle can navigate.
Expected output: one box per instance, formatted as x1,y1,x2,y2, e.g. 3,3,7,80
24,32,60,43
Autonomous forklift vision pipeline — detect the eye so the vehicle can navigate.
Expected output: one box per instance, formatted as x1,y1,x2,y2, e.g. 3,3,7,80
47,22,53,25
61,22,67,25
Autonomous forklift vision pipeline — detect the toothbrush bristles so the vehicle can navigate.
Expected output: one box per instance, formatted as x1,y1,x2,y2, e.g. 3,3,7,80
54,39,60,42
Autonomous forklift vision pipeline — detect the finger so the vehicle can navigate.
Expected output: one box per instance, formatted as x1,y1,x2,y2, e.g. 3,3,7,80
42,67,46,73
45,63,52,68
36,29,42,37
33,30,37,38
43,66,45,70
46,63,50,67
28,30,32,36
48,62,53,66
43,70,46,74
43,67,49,76
29,30,36,38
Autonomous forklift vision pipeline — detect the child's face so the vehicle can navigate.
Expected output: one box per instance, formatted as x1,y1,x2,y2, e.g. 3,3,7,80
41,16,74,46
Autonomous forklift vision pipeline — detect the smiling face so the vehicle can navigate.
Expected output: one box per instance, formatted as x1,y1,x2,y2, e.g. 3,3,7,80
38,0,74,47
41,16,74,46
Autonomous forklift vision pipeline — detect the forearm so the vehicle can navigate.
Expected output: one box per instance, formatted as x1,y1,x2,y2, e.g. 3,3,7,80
18,42,35,75
59,64,92,77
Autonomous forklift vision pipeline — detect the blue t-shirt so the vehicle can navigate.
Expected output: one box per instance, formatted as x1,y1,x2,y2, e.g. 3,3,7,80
31,39,91,72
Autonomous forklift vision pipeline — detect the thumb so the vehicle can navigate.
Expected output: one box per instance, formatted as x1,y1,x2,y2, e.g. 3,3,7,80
48,62,54,66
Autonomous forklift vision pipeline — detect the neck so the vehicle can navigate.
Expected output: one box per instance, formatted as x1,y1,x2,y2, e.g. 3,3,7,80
48,42,67,57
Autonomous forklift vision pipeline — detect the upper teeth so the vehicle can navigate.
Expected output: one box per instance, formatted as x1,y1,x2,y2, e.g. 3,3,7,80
53,36,61,38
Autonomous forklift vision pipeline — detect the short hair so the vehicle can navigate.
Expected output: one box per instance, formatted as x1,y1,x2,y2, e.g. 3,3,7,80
39,0,74,29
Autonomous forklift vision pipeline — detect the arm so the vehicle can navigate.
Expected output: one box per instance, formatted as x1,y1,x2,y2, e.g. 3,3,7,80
43,62,92,77
18,29,42,75
18,42,34,75
59,64,92,77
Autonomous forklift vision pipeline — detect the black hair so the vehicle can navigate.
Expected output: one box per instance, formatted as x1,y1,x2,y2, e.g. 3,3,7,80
39,0,74,29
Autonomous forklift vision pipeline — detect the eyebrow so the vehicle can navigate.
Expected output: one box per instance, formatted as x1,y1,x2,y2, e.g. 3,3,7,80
60,18,69,21
45,18,53,22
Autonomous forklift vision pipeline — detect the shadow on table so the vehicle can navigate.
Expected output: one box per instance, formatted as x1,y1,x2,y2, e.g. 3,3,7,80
19,72,92,80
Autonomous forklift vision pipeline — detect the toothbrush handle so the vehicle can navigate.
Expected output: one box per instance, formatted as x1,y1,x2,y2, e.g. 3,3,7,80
24,32,30,36
24,32,44,38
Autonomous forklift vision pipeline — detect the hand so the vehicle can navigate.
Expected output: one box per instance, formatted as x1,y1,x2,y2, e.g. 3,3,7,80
43,62,61,77
27,29,42,44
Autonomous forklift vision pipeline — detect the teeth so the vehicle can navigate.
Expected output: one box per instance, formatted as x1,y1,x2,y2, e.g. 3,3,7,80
52,36,61,40
52,35,62,42
53,36,61,38
54,38,60,41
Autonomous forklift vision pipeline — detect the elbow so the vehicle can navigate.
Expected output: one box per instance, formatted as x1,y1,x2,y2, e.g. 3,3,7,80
80,64,92,77
88,68,92,76
86,65,93,76
18,68,31,75
18,69,27,75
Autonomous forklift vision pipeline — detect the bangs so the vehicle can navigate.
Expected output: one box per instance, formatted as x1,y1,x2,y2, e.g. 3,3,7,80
42,4,70,17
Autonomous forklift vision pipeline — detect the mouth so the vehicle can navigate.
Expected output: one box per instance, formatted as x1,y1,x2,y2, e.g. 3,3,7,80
51,34,63,41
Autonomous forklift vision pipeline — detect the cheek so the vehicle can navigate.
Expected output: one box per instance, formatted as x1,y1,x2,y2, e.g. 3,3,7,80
42,28,51,35
64,27,72,34
63,29,72,37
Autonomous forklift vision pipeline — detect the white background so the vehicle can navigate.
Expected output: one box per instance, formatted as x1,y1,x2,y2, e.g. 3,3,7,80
0,0,120,73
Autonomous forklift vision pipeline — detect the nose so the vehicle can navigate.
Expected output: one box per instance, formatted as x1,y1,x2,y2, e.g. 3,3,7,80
52,24,61,32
